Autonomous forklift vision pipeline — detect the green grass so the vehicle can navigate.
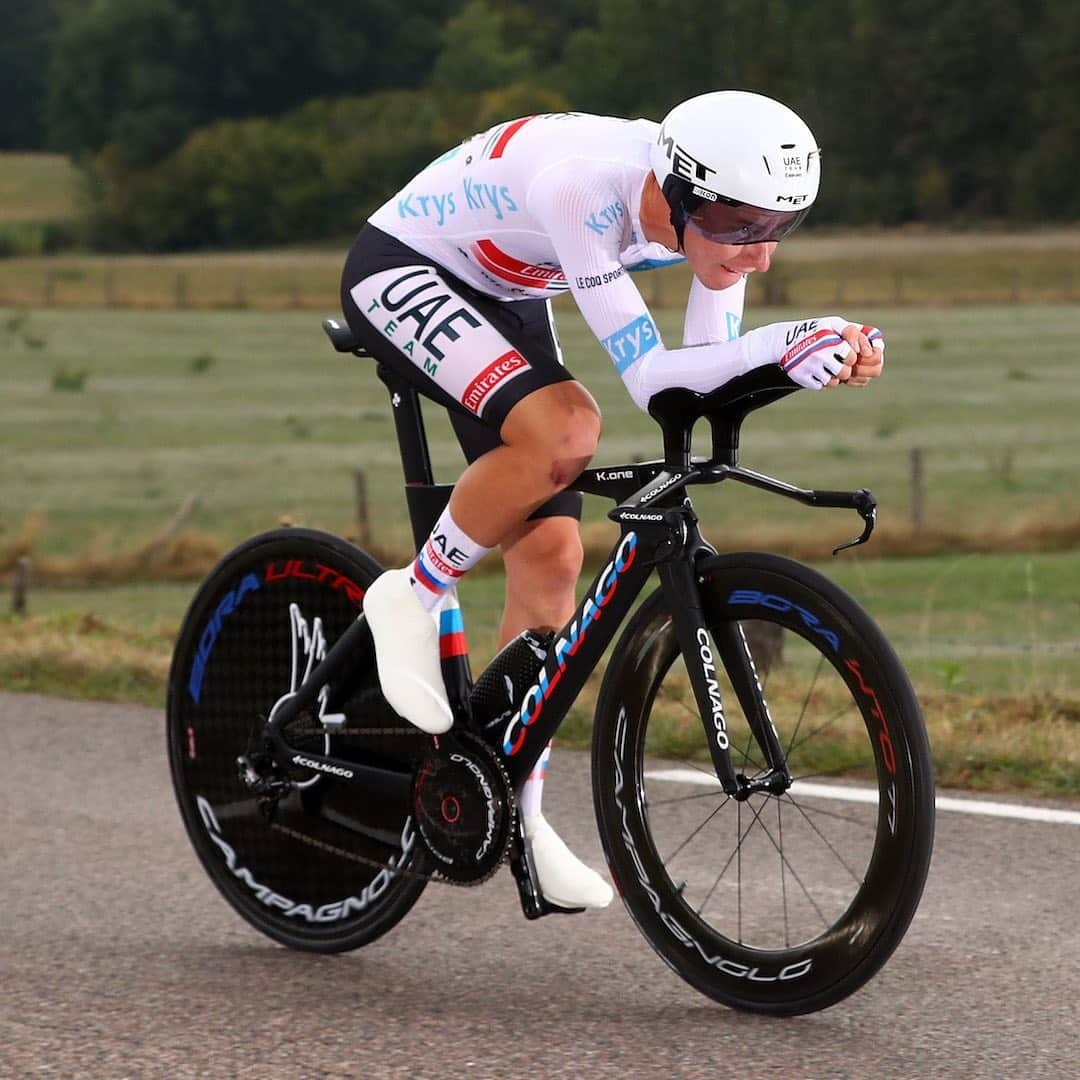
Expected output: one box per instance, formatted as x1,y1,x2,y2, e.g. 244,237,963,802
1,239,1078,308
0,153,80,226
16,550,1077,698
8,550,1077,795
2,303,1077,560
1,303,1077,793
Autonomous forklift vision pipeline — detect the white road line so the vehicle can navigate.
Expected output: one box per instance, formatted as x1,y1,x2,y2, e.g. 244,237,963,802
643,769,1080,826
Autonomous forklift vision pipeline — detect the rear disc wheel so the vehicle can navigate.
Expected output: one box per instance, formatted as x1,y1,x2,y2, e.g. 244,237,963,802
167,528,431,952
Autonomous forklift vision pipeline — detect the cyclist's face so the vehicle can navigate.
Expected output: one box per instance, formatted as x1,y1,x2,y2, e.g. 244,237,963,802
683,231,776,290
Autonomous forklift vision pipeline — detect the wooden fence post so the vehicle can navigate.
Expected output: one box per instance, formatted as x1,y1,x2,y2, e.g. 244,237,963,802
743,621,783,674
12,556,31,615
910,448,925,536
144,494,201,567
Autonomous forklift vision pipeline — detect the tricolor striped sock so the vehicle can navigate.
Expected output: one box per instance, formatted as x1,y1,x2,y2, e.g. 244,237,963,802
520,741,553,820
408,507,492,612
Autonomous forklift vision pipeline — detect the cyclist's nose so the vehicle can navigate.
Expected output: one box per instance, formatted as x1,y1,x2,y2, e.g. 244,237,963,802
742,243,775,272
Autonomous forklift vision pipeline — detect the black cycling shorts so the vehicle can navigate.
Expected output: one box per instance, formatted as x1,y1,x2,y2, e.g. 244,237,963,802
341,224,582,521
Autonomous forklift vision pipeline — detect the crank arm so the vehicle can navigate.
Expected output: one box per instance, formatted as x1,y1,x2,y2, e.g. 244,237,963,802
509,817,585,920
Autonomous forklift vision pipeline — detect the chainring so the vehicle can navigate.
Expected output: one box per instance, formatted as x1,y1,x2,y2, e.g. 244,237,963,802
411,730,514,885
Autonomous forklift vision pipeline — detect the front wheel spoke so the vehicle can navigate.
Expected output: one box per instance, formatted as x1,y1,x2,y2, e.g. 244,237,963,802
661,796,732,865
784,701,862,761
737,724,764,774
741,798,832,933
789,769,856,784
777,797,790,948
784,652,826,757
779,795,867,885
779,795,879,836
653,754,728,783
694,804,763,920
648,788,730,808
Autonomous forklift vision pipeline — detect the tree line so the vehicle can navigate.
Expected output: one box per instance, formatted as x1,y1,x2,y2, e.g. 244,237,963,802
3,0,1077,250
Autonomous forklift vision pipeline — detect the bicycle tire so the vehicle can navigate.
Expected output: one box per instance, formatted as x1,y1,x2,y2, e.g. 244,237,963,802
592,552,934,1015
167,527,431,952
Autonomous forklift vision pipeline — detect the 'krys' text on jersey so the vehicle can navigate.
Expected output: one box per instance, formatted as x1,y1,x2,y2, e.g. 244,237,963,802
398,180,519,226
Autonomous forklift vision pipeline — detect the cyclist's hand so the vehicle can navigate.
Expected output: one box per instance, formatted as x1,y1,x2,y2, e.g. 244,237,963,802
833,324,885,388
777,315,857,389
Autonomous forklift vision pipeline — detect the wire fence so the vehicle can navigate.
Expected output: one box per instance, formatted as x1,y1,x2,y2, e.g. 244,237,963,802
0,255,1076,311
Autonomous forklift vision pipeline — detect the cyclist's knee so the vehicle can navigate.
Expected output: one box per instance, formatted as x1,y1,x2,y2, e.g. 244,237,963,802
503,382,602,489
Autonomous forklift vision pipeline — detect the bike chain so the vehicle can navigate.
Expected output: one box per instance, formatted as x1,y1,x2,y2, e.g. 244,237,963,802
269,728,514,889
268,820,445,885
269,813,513,889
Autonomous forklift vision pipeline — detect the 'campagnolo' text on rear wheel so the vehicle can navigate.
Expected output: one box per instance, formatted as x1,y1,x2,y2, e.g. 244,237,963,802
167,528,430,952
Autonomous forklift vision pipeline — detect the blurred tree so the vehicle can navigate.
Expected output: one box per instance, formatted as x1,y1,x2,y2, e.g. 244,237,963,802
47,0,461,164
500,0,600,69
559,0,735,118
34,0,1080,245
0,0,73,149
1014,0,1080,218
429,0,535,93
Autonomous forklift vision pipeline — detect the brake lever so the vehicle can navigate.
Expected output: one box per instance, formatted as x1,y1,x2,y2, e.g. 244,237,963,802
832,488,877,555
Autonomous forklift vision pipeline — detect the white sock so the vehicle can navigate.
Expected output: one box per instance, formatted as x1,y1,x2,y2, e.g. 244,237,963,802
409,507,492,612
521,741,552,820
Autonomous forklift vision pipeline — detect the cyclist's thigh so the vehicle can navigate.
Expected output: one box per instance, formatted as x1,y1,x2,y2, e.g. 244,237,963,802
341,225,574,431
449,408,583,522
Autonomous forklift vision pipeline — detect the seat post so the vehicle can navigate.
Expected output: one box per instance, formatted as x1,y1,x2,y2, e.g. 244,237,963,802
323,316,452,547
377,365,436,487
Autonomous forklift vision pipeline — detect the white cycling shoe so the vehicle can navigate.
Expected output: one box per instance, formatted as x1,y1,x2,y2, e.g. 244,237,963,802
363,567,453,735
525,814,614,910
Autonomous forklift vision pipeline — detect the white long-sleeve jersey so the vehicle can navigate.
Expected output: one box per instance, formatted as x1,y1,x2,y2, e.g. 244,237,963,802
367,112,765,410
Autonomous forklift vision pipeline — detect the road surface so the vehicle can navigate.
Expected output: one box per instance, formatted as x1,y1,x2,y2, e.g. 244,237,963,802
1,692,1076,1078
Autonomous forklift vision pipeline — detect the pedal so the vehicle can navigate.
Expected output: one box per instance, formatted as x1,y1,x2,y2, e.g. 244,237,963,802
508,817,585,919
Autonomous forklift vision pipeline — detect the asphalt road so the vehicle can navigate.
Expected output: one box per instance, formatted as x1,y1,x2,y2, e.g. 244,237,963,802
1,692,1077,1078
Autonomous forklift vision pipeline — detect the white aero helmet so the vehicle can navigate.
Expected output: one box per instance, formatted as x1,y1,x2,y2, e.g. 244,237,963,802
650,90,820,247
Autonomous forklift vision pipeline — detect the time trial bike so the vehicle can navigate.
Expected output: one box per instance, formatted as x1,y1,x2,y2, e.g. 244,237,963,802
166,318,935,1016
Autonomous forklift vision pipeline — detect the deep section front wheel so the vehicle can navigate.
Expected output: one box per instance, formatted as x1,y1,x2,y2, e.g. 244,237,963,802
592,552,934,1015
167,528,430,952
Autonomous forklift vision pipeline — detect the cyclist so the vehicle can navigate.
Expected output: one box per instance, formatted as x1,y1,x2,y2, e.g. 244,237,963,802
341,90,885,911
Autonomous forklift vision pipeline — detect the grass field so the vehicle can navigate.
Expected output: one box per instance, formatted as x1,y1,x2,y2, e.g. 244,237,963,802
2,300,1078,794
3,303,1078,557
0,153,80,226
1,234,1078,309
2,151,1077,304
2,547,1077,795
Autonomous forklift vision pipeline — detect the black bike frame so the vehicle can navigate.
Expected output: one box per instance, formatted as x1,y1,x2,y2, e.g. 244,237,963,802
264,341,877,801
